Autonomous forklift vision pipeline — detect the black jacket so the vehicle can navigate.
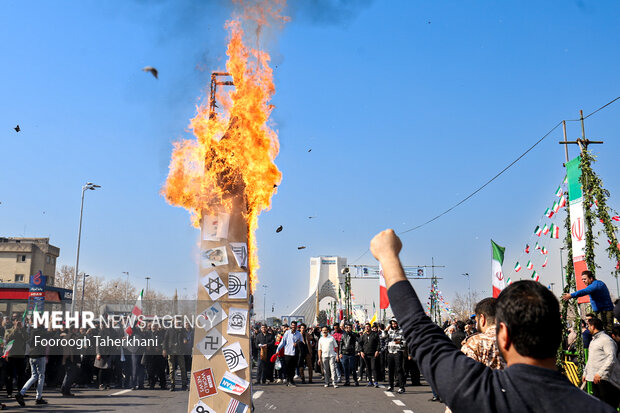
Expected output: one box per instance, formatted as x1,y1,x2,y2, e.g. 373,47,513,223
360,331,380,354
389,280,615,413
340,331,359,355
255,332,275,357
163,328,185,355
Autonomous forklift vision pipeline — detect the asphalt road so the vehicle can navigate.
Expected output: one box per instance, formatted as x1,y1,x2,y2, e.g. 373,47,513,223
253,378,446,413
0,387,189,412
0,372,446,413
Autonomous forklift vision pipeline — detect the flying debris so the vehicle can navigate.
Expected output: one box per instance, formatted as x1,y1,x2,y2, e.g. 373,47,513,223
276,225,283,233
308,216,315,219
308,149,312,152
14,125,20,132
297,246,306,250
142,66,158,79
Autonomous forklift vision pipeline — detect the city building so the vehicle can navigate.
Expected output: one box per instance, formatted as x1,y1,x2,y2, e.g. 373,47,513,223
0,237,59,284
0,237,71,316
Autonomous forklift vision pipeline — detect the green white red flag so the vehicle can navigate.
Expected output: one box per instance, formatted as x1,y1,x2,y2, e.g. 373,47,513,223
379,265,389,309
552,201,560,213
125,289,144,335
559,195,567,208
526,260,534,270
534,226,542,236
525,244,530,253
550,224,560,239
545,209,554,218
541,247,548,255
542,257,548,268
542,224,550,235
555,186,563,197
514,262,522,272
613,216,620,222
531,271,539,282
566,156,590,304
2,340,14,359
491,240,506,298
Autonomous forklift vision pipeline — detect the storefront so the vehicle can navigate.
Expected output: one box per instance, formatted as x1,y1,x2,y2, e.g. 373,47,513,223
0,282,72,317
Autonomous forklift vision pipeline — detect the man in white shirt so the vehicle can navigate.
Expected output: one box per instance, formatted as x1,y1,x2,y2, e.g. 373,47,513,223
318,326,339,388
584,317,620,408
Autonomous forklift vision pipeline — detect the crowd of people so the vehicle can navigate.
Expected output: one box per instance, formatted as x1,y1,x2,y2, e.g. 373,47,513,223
0,316,194,409
251,238,620,412
252,318,423,393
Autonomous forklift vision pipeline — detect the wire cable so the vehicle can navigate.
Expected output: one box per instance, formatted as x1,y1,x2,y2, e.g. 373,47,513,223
399,122,562,234
350,95,620,264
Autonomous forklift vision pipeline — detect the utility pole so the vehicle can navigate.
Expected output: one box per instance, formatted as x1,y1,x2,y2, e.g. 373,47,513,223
428,257,446,325
559,110,603,154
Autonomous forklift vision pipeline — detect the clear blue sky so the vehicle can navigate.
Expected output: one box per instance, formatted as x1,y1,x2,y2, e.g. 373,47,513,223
1,1,620,317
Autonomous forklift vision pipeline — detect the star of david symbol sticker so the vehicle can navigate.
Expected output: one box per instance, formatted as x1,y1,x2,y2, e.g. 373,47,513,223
207,277,224,295
201,271,228,301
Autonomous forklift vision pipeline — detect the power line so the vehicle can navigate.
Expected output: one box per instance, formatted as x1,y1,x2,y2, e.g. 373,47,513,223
351,95,620,264
400,121,562,234
398,95,620,235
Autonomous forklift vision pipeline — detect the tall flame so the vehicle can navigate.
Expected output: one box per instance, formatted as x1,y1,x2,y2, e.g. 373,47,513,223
163,1,287,291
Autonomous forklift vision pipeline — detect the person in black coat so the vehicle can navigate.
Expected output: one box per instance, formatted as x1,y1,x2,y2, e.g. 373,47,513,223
255,324,275,384
359,323,380,387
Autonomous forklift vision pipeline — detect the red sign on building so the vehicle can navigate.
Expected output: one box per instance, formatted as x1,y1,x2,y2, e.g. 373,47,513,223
193,368,217,399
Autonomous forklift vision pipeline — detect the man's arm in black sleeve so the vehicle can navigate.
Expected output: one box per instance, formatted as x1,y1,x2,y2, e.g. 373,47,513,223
389,280,494,409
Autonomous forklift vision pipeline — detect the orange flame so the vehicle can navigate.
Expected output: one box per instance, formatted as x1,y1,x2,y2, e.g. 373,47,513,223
162,1,288,292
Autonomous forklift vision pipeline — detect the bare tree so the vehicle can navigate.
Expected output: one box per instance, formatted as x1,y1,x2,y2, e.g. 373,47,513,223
450,291,482,321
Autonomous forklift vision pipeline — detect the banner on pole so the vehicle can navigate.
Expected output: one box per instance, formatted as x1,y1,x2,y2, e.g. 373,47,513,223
566,156,590,304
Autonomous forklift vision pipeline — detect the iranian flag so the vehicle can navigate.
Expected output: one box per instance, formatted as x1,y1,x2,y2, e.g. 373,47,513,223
555,186,563,197
612,216,620,222
534,226,542,236
535,242,541,250
2,340,14,359
552,201,560,213
531,271,539,282
559,195,567,208
125,289,144,335
551,224,560,239
525,244,530,254
542,224,550,235
491,240,506,298
542,257,548,268
514,262,522,272
541,247,548,255
379,265,389,309
526,260,534,270
506,277,512,285
545,209,554,218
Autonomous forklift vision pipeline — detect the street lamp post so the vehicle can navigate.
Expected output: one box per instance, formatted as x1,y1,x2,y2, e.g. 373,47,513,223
145,276,151,295
462,273,471,312
80,273,90,313
122,272,129,304
71,182,100,314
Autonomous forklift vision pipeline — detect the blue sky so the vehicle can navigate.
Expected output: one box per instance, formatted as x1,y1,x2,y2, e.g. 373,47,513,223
1,0,620,317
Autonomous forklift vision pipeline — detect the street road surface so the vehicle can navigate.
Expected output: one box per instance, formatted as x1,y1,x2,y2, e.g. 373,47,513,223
2,373,446,412
253,380,446,413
